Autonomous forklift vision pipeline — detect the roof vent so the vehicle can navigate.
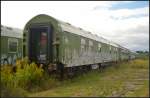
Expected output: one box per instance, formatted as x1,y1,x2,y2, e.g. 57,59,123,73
6,27,13,30
79,28,82,30
94,34,98,36
66,23,71,25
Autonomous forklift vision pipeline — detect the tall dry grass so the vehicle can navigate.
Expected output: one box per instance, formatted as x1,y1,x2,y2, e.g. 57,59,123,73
129,59,149,69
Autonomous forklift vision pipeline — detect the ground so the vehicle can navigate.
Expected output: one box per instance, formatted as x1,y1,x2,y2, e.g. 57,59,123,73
29,59,149,97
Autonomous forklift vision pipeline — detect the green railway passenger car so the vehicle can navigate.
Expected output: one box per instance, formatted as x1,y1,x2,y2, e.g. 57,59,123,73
23,14,135,77
1,25,23,65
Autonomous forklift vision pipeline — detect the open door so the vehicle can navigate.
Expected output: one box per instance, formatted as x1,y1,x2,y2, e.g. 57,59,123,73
29,26,53,64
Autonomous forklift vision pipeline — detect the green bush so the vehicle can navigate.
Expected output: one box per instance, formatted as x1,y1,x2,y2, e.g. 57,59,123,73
15,62,44,89
1,65,27,97
16,57,29,69
1,58,45,96
1,65,14,87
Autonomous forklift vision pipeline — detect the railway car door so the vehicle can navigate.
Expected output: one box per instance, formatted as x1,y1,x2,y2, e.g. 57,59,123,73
29,26,52,64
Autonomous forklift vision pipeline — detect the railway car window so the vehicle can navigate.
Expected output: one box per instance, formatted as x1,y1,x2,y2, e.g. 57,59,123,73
98,43,101,52
89,40,93,52
81,38,86,52
40,32,47,55
110,46,111,53
113,47,114,53
8,38,18,53
64,36,69,44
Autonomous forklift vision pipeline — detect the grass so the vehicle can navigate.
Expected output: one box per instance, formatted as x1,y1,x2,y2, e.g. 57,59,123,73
29,58,149,97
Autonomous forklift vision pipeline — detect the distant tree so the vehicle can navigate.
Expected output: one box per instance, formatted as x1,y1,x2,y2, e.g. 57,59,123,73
144,51,149,53
136,51,143,53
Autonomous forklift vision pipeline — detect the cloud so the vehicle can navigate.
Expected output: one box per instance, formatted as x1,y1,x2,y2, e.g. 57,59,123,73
113,24,149,51
109,7,149,19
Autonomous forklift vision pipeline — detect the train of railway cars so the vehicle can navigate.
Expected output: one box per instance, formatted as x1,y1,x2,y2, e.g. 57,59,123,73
1,25,23,65
23,14,136,78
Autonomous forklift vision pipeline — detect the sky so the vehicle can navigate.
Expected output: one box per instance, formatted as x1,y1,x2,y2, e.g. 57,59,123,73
1,1,149,52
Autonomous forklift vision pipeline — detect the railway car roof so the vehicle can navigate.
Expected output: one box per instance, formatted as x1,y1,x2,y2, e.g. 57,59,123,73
59,20,119,47
1,25,23,38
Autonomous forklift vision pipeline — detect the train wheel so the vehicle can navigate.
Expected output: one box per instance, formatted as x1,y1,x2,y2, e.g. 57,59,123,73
83,65,87,73
56,62,64,81
98,63,101,69
67,67,74,79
